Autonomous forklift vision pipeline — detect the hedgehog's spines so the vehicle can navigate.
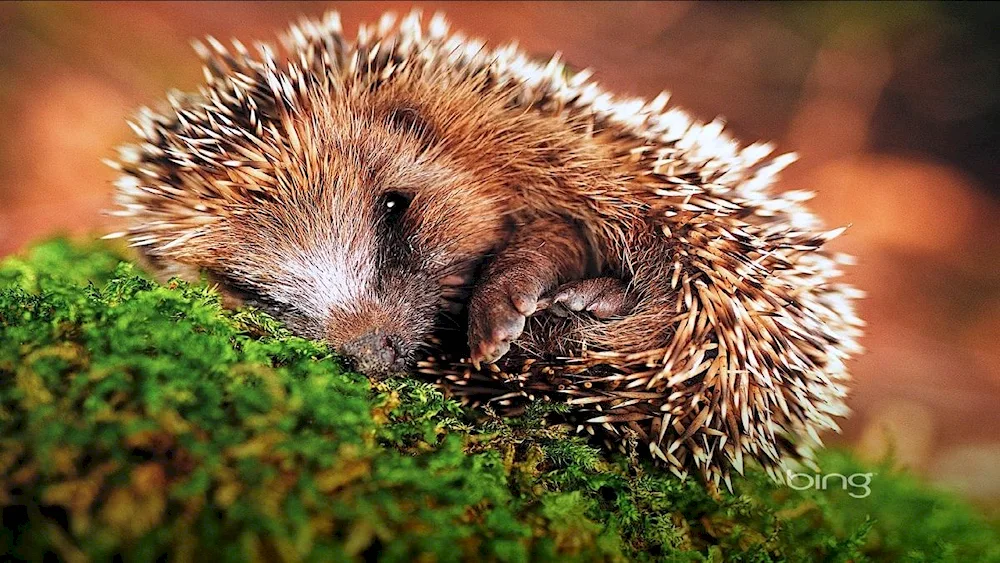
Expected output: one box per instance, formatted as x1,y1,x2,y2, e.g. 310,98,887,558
108,9,863,486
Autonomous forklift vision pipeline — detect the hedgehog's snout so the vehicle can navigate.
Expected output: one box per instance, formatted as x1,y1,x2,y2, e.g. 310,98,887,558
339,330,408,377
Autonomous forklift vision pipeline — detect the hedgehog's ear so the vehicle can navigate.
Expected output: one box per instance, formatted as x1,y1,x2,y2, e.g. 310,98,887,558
386,106,437,150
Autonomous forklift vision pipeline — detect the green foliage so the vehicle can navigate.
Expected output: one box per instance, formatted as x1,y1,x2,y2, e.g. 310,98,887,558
1,239,998,562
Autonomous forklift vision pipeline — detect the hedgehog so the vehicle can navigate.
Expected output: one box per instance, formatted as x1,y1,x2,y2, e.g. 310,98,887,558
105,11,864,490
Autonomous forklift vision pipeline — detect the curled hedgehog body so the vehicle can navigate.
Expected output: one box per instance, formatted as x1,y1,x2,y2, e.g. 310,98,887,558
107,11,864,489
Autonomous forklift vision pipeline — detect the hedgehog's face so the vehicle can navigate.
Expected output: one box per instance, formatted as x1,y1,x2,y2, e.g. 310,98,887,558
205,109,512,376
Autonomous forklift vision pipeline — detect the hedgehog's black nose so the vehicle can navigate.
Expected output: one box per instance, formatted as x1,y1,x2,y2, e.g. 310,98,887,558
339,331,407,377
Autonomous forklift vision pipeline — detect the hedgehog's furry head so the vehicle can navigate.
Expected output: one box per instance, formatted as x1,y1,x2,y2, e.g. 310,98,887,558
188,100,512,374
106,14,539,374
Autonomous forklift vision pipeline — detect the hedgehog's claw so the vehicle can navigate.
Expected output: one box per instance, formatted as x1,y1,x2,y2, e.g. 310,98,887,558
472,339,511,367
547,277,634,319
468,297,527,367
467,277,542,368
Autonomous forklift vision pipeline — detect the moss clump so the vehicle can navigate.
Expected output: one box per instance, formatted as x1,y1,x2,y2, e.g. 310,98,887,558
1,239,998,562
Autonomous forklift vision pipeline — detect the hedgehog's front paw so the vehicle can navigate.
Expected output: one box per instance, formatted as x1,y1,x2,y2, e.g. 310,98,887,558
467,271,546,368
537,277,634,319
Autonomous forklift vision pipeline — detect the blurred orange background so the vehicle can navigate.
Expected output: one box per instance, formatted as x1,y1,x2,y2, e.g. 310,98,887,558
1,2,998,505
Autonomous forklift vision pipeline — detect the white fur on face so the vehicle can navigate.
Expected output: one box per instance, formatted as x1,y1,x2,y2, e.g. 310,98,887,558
272,242,376,319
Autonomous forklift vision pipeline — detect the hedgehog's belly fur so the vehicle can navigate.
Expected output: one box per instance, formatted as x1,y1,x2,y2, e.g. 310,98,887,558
415,263,697,479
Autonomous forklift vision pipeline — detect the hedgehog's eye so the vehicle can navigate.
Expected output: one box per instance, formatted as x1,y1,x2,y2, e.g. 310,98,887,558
382,191,412,220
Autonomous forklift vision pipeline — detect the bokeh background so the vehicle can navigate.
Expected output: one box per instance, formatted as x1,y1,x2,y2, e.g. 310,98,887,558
1,2,998,507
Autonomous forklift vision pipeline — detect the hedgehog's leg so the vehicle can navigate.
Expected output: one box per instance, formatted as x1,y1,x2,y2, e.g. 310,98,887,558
467,215,591,367
537,277,636,319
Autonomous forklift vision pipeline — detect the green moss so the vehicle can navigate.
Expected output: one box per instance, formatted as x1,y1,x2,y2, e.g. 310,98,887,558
1,239,998,562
